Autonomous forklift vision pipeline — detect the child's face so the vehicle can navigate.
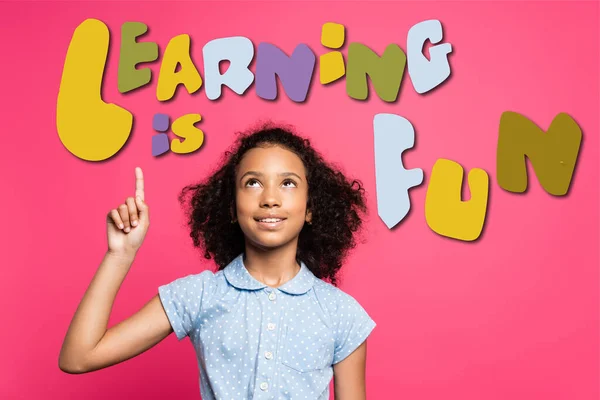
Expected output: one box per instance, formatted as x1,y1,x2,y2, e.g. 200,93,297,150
234,145,312,251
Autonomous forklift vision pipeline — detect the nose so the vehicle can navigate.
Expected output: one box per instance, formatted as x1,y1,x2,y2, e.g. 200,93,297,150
260,184,281,208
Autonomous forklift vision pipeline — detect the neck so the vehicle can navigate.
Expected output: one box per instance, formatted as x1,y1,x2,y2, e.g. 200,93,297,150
243,241,300,288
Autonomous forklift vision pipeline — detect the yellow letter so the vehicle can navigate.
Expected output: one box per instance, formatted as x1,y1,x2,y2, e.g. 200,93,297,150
57,19,133,161
157,34,202,101
425,159,489,241
320,22,346,84
171,114,204,154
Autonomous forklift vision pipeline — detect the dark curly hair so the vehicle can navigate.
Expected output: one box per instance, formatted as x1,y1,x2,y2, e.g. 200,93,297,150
178,123,367,286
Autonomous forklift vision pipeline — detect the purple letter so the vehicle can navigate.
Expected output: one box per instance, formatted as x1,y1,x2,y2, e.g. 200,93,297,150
255,43,315,102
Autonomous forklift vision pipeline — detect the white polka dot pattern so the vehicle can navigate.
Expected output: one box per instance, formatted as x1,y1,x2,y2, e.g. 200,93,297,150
158,253,376,399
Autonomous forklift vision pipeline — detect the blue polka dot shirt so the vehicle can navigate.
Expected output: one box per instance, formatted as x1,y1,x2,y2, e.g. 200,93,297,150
158,253,376,399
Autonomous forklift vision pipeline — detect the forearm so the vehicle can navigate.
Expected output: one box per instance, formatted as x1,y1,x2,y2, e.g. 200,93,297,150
59,251,135,372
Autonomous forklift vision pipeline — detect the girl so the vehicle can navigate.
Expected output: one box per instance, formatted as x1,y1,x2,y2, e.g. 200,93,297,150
59,125,376,399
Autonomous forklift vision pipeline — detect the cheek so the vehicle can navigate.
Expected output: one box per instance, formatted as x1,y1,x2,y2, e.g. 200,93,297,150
235,192,253,215
287,193,308,213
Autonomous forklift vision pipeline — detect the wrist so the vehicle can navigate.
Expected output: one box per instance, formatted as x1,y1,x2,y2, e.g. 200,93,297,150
105,249,137,263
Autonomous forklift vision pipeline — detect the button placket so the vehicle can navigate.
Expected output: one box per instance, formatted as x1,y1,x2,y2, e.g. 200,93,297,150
254,288,282,397
264,289,277,363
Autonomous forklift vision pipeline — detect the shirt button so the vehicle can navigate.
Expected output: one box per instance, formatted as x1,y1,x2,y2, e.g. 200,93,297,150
267,323,276,331
268,292,276,301
265,351,273,360
260,382,269,391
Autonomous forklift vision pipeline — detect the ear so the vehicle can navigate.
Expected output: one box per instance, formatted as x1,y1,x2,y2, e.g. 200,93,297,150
305,209,312,224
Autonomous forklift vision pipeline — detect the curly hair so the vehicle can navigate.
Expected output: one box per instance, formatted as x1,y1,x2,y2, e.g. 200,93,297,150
178,123,367,286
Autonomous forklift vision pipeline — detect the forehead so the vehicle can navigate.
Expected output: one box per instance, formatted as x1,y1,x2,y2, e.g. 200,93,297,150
237,146,306,176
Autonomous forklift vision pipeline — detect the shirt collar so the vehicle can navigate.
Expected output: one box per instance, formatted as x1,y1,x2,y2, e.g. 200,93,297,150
223,253,315,295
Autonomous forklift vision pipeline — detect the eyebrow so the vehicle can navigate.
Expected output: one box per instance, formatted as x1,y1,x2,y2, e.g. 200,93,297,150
239,171,303,183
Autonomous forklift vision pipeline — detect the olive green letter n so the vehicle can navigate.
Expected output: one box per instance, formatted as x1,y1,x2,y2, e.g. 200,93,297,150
346,43,406,102
497,112,582,196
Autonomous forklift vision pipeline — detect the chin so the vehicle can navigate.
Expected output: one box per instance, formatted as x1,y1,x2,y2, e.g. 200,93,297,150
239,219,303,250
245,232,298,251
249,237,291,250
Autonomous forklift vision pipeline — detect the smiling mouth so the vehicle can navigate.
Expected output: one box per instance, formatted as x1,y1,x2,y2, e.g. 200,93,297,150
255,218,286,229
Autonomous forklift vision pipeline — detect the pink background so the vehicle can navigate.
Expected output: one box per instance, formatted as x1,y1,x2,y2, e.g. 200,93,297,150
1,1,598,399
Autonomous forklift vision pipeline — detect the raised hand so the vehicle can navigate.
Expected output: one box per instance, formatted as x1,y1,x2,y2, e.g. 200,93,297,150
106,167,150,257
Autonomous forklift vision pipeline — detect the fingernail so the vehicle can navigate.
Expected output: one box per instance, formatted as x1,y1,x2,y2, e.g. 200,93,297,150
119,224,124,229
132,220,138,227
125,227,130,233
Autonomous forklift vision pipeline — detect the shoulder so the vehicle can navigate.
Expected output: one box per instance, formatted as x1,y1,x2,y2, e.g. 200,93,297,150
311,278,367,316
311,279,376,363
161,268,216,286
158,268,225,299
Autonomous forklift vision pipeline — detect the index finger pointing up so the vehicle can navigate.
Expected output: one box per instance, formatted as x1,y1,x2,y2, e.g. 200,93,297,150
135,167,145,201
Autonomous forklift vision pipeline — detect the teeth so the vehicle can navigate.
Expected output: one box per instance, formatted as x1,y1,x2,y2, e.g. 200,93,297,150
259,218,282,223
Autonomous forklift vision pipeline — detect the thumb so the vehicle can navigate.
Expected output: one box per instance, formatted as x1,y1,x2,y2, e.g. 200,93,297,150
135,196,149,221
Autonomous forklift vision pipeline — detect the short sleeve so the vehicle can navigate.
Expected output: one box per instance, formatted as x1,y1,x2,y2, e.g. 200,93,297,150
158,270,214,341
332,292,376,364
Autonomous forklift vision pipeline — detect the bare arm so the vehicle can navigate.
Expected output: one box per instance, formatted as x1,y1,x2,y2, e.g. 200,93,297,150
58,251,173,374
59,167,173,374
333,341,368,400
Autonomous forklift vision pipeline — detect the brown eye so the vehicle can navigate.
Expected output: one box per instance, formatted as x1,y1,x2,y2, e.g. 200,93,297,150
282,179,297,188
245,179,260,187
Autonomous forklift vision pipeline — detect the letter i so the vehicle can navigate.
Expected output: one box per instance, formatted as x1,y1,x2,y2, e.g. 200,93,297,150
320,23,346,84
152,113,170,156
